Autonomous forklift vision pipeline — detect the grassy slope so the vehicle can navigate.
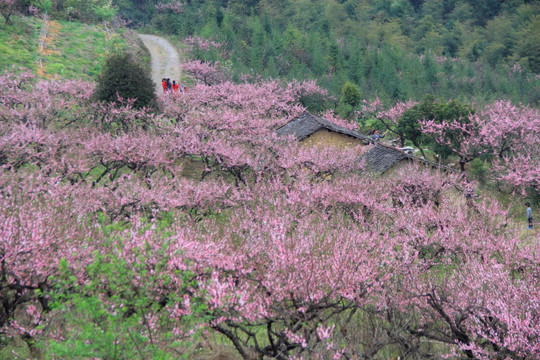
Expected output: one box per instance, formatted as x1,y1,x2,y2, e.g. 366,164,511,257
0,16,126,80
0,16,40,72
38,20,116,79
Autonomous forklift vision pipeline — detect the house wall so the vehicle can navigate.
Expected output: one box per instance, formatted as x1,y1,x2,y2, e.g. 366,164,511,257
300,129,364,148
381,158,409,176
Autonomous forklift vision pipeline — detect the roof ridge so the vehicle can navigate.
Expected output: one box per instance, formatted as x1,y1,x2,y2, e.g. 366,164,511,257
305,111,329,127
373,142,403,152
277,111,374,143
404,154,457,173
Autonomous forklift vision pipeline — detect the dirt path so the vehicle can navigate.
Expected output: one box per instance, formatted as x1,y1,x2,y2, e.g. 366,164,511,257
138,34,182,93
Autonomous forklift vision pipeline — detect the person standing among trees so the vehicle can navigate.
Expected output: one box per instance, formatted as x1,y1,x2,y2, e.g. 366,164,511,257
166,78,172,93
372,130,385,141
526,202,533,229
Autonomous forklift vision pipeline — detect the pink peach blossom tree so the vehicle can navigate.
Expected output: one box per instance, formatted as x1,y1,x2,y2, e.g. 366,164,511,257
0,69,539,359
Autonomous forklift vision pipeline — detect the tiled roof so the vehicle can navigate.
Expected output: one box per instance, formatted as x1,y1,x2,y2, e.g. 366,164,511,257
276,112,372,142
359,144,408,174
360,144,457,174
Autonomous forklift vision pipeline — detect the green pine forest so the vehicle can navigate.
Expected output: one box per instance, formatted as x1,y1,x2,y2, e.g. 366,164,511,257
135,0,540,110
3,0,540,111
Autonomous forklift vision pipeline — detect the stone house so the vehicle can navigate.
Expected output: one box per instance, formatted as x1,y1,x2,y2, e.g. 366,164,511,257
277,112,454,175
276,112,372,148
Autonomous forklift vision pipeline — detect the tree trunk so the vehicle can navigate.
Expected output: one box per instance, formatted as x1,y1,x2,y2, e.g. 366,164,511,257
2,10,13,25
412,140,426,159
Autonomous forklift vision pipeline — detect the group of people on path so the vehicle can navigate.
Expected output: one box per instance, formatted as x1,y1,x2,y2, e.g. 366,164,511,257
162,78,184,94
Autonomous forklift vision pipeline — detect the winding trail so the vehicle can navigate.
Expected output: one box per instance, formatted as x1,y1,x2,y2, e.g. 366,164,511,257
138,34,182,93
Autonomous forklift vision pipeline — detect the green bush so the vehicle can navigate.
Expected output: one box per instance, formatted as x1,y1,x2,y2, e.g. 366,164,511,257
41,226,208,360
398,95,474,159
94,52,156,109
341,81,362,108
363,117,386,132
31,0,52,13
63,0,116,22
47,62,65,74
470,158,488,184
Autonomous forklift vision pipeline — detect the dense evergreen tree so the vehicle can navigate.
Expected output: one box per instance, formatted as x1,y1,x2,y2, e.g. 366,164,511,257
94,52,156,110
398,96,475,162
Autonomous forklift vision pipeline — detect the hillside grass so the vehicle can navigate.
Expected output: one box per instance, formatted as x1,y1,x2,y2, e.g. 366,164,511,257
39,21,111,79
0,16,40,72
0,15,127,80
37,20,129,80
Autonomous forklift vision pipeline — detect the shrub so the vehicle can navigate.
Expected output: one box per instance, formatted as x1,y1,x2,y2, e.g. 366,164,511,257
94,52,156,109
470,158,488,183
64,0,116,22
341,81,362,108
47,62,65,75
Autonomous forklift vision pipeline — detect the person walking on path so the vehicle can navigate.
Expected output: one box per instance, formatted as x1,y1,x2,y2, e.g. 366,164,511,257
172,80,180,94
162,78,167,93
166,78,172,93
526,202,533,229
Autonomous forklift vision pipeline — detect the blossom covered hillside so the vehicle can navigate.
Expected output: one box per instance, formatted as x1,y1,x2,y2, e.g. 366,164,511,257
0,69,539,359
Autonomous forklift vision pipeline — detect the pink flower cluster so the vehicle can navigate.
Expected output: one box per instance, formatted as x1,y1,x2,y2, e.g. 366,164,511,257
155,1,184,14
28,4,38,15
184,35,223,52
421,100,540,192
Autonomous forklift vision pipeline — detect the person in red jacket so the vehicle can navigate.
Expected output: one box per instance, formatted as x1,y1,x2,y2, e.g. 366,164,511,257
162,78,167,93
172,80,180,94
